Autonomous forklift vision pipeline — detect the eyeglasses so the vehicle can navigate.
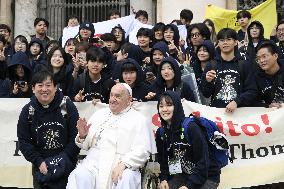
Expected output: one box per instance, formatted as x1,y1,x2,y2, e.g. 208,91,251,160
277,28,284,33
218,38,235,43
190,32,200,38
255,54,271,63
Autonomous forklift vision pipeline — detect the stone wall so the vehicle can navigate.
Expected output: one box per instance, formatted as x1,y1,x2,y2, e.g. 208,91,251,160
14,0,38,38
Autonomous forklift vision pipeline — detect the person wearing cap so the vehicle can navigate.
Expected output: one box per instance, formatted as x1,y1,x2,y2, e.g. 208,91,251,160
67,82,156,189
28,18,53,50
75,22,96,45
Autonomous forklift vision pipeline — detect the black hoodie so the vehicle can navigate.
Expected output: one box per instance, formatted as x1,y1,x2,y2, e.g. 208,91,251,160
8,51,33,98
146,41,169,77
254,60,284,106
119,58,151,102
17,90,80,168
150,56,195,102
156,91,220,189
201,56,257,108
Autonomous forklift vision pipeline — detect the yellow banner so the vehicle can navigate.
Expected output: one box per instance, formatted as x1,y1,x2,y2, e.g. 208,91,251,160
0,99,284,188
205,0,277,38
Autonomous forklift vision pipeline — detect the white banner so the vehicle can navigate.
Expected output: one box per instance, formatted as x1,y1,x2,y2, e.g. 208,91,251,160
0,98,284,188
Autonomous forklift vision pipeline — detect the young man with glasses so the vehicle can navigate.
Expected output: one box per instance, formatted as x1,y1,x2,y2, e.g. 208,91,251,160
201,28,257,113
254,40,284,108
276,20,284,61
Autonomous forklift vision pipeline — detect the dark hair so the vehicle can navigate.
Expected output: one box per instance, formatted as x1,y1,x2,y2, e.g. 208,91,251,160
0,24,11,33
136,28,152,38
135,10,148,20
64,38,78,49
13,35,29,52
75,41,90,53
68,15,79,21
46,40,60,53
120,42,133,54
86,46,106,64
31,70,56,87
180,9,193,23
159,94,174,106
217,28,237,40
100,33,117,42
121,62,137,72
153,22,165,32
34,18,49,28
108,9,121,18
0,35,7,45
236,10,251,20
187,23,211,44
47,46,68,68
111,25,126,44
257,40,278,55
276,20,284,30
203,18,217,42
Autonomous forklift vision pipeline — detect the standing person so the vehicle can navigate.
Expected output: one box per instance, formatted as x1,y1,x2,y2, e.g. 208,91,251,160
180,9,193,26
28,18,53,50
0,24,13,58
152,22,166,45
119,58,151,102
254,40,284,108
75,22,95,45
108,9,121,20
135,10,148,24
67,83,156,189
236,10,251,46
28,38,46,73
47,46,73,97
111,25,126,54
146,56,196,102
136,27,153,70
203,19,217,44
17,70,80,189
72,47,115,103
201,28,257,112
275,20,284,61
156,91,220,189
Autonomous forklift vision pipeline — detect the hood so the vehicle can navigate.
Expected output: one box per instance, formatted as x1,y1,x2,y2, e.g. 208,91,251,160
118,58,145,86
127,44,144,65
151,41,169,57
29,38,44,55
8,51,32,81
164,24,180,47
156,56,181,87
157,90,185,132
248,21,265,43
196,40,215,60
30,89,64,113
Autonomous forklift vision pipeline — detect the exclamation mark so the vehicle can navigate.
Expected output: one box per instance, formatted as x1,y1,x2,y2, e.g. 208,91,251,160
261,114,272,133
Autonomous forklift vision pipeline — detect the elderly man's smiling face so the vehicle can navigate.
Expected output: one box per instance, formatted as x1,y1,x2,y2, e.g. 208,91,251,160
109,84,132,114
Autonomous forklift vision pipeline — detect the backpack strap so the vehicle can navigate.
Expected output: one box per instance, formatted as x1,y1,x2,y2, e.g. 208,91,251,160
60,96,69,118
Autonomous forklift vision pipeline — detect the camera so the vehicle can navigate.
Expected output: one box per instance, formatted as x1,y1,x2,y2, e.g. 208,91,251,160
16,81,26,86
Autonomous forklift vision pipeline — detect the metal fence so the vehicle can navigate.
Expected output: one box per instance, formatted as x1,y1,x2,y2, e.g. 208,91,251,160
38,0,130,40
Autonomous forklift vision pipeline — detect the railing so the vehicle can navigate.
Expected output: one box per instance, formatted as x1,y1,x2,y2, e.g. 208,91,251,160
38,0,130,40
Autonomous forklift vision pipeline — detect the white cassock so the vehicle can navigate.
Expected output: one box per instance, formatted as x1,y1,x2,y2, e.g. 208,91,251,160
67,106,156,189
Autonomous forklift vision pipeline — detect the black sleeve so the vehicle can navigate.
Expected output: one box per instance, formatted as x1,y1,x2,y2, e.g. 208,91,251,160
17,104,45,168
182,82,196,102
63,99,80,160
235,62,258,107
201,63,215,98
155,128,170,182
186,122,209,189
